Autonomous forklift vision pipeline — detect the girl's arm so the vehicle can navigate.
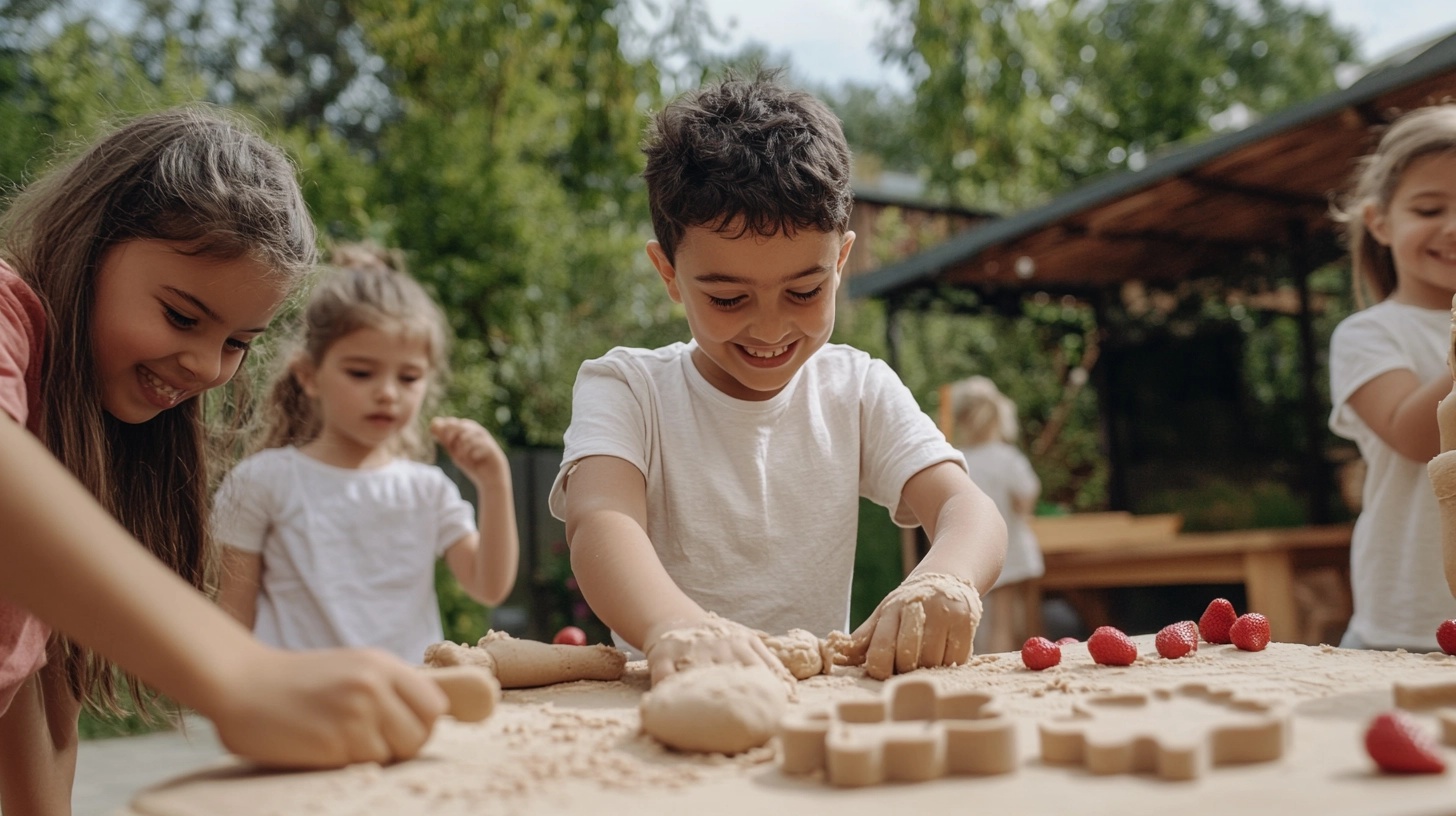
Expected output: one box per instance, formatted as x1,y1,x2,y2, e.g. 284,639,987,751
1347,369,1448,462
216,548,262,629
432,417,519,606
0,413,447,767
563,455,783,684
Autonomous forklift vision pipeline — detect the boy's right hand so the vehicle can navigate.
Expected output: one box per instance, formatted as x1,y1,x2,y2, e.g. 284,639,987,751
642,615,791,687
207,647,448,768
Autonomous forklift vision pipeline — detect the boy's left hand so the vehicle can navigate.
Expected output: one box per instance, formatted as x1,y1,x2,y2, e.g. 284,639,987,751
840,572,983,680
430,417,507,483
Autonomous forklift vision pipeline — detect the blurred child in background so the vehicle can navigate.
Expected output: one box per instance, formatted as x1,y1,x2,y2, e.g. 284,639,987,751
215,244,519,664
950,376,1044,654
1328,104,1456,651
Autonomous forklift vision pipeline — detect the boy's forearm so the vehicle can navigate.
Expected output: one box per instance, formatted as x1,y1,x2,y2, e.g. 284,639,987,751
567,513,706,650
0,416,257,719
915,487,1006,592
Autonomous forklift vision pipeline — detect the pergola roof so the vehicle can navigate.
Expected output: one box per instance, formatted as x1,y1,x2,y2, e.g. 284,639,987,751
848,32,1456,300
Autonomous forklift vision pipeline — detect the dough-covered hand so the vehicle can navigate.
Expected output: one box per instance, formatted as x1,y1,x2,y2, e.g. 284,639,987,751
430,417,507,483
643,614,792,688
840,572,982,680
207,646,447,769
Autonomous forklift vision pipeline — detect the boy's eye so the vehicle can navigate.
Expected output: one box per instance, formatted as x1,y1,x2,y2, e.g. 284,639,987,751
225,338,252,352
708,294,744,308
789,286,824,302
164,306,197,329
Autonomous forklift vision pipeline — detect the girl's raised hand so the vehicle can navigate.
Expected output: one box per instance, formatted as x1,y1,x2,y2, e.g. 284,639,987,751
207,645,448,768
430,417,507,483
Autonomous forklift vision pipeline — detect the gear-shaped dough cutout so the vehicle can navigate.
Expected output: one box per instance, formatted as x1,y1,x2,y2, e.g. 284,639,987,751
1038,683,1288,780
777,676,1015,787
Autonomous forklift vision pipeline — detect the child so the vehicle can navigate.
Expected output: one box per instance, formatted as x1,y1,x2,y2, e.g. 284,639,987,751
0,108,445,814
949,376,1044,654
1328,103,1456,652
214,244,520,665
549,72,1007,684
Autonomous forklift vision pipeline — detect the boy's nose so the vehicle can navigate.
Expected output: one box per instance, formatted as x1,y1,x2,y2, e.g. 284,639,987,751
749,306,791,343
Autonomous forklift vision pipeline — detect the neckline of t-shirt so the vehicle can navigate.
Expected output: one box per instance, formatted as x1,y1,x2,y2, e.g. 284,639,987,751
283,445,405,475
680,340,800,413
1373,299,1452,321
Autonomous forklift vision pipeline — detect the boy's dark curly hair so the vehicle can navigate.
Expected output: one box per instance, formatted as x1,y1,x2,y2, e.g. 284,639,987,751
642,70,853,263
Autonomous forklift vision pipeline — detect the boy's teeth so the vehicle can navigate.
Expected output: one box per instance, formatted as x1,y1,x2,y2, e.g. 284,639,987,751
745,345,789,358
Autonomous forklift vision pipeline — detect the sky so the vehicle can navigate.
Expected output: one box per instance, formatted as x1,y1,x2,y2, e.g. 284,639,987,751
696,0,1456,91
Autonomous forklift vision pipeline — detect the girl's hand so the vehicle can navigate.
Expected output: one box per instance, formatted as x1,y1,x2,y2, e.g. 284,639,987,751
643,615,791,688
430,417,507,484
840,572,982,680
208,646,448,768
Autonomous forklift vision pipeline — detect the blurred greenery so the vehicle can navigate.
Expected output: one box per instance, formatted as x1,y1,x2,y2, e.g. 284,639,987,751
0,0,1371,736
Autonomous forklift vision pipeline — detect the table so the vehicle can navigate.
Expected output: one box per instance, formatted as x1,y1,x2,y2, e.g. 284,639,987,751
1033,517,1353,644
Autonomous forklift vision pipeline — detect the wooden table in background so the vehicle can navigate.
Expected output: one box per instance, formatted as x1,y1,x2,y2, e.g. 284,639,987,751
1034,519,1354,643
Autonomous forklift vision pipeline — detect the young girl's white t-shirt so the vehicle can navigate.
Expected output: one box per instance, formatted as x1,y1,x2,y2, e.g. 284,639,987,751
548,341,967,642
1329,299,1456,651
213,446,476,663
959,441,1043,587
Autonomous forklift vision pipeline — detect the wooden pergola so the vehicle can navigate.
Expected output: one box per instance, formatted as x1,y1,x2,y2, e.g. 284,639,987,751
848,31,1456,522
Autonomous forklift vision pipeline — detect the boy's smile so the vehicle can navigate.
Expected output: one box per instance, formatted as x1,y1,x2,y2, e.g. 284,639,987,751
648,224,855,401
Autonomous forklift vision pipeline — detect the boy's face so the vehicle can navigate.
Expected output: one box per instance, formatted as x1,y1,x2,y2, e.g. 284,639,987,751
648,223,855,401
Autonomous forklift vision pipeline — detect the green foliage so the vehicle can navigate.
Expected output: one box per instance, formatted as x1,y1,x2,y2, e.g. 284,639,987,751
874,0,1356,209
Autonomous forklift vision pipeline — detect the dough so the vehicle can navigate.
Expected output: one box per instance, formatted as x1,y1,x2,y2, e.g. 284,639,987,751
639,665,789,754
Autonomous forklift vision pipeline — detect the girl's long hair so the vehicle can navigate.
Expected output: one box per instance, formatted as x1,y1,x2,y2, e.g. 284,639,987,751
1332,104,1456,307
251,242,449,462
0,106,316,715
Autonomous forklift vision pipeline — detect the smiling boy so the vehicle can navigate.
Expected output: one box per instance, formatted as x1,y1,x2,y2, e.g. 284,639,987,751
549,72,1006,683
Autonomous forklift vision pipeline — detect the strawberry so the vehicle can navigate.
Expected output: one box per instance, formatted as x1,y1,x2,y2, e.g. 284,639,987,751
1055,637,1079,646
1020,636,1062,671
1155,621,1199,659
1365,711,1447,774
1199,597,1238,644
1437,620,1456,655
1230,612,1271,652
1087,625,1138,666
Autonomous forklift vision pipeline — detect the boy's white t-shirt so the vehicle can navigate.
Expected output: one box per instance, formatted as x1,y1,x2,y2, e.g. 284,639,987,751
1329,299,1456,651
959,441,1043,587
213,446,477,663
547,342,967,642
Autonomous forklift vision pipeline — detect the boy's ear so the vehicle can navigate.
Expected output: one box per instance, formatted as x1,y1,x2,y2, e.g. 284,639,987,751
646,241,683,303
835,230,857,277
1362,203,1391,247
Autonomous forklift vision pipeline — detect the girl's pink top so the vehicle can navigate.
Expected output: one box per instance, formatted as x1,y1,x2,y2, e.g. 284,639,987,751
0,260,50,714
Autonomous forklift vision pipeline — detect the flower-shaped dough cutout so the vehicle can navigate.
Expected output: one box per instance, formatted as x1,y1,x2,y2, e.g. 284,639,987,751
1039,683,1288,781
778,676,1015,787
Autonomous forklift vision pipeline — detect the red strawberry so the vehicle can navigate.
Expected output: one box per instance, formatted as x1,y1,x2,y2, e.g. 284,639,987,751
1055,637,1079,646
1230,613,1271,652
1020,636,1062,671
1437,620,1456,655
1365,711,1447,774
1087,626,1138,666
1199,598,1238,644
1155,621,1200,659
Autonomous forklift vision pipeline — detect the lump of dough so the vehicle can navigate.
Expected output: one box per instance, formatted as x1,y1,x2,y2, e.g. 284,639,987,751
639,665,789,755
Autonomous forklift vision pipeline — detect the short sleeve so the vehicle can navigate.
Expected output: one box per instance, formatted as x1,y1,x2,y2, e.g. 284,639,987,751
429,467,477,557
548,355,653,520
0,269,46,429
1008,450,1041,502
858,359,966,526
1328,312,1413,440
212,457,276,553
